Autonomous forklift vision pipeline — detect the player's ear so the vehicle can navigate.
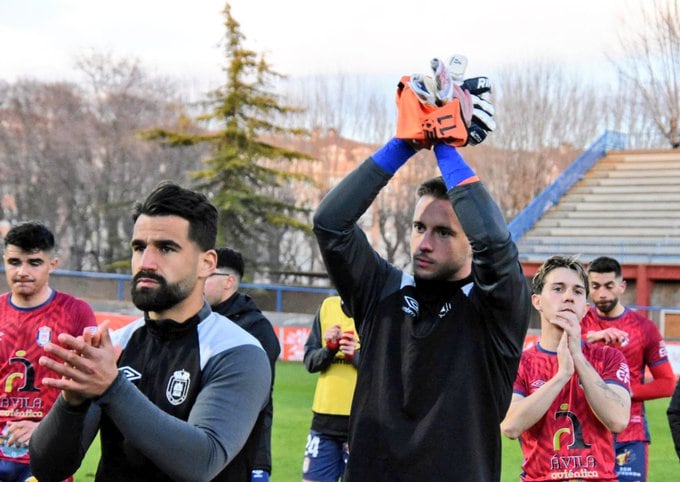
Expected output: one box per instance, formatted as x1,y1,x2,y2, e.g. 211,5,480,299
531,293,542,312
48,256,59,273
620,279,627,292
199,249,217,279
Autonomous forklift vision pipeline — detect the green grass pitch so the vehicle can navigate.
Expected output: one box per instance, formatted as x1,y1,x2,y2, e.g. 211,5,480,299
74,361,679,481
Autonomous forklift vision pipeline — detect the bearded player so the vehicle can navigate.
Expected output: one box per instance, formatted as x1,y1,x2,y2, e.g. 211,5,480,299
582,256,675,482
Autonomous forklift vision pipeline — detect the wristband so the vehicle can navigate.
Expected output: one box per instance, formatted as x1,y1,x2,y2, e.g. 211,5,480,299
434,143,478,189
371,138,415,175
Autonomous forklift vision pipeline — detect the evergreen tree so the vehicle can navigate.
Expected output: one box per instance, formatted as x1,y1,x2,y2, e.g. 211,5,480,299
142,3,313,256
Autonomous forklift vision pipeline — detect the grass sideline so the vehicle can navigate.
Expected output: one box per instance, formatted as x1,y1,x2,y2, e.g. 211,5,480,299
75,361,678,481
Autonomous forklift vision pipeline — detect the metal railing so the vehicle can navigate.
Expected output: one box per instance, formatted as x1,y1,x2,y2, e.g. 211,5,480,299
46,268,335,313
508,130,628,242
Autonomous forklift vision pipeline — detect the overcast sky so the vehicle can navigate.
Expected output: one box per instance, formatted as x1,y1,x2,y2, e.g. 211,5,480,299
0,0,650,91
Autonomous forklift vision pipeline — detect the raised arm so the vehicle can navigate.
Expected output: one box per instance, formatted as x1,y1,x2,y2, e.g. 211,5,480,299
313,139,415,323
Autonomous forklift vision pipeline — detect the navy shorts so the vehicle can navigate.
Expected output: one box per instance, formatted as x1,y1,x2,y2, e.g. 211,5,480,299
302,430,349,482
0,459,31,482
614,439,648,482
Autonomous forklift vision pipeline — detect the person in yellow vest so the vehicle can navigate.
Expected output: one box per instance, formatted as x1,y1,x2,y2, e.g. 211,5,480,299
302,296,359,482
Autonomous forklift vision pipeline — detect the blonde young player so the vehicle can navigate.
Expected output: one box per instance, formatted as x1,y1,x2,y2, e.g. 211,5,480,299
502,256,631,481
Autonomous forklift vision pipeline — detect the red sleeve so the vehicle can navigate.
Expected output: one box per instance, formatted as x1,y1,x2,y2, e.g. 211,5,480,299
631,318,675,400
642,318,668,366
513,356,529,396
72,298,98,336
601,347,631,391
632,361,676,400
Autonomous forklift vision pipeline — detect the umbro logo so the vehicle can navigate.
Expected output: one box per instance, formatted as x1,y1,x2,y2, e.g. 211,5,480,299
438,302,452,318
119,366,142,381
530,379,546,389
402,296,419,317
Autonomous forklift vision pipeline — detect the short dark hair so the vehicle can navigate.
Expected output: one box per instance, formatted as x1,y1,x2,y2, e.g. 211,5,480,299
133,182,217,251
215,247,244,278
587,256,622,278
417,177,448,200
532,255,589,297
4,222,55,253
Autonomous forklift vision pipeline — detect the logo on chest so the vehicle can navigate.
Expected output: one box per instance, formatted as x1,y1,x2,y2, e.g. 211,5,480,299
36,326,52,347
166,369,191,406
401,296,419,317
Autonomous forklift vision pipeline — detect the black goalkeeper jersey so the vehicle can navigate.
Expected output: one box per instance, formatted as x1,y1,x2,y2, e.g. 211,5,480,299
313,159,531,481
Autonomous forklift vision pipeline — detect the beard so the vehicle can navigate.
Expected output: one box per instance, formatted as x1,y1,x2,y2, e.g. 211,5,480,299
594,298,618,315
131,271,194,313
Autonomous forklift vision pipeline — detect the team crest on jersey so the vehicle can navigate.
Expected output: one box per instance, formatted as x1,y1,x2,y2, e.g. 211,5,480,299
401,296,419,317
36,326,52,347
166,369,191,406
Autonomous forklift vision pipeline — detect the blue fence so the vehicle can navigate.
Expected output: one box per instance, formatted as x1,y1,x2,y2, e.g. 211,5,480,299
49,269,335,312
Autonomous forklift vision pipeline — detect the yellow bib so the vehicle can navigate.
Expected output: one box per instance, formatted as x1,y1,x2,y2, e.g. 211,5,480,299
312,296,359,416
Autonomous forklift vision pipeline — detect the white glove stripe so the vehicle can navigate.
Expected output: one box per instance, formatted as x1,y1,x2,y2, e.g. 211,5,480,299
472,109,496,131
472,98,495,116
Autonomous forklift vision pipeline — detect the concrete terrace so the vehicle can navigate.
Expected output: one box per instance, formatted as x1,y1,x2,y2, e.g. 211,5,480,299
513,148,680,265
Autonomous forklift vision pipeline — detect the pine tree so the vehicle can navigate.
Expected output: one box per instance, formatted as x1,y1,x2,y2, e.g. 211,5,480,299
142,3,313,254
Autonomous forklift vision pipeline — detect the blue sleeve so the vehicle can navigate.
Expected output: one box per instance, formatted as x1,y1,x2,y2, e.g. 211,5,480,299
434,143,476,188
371,138,415,174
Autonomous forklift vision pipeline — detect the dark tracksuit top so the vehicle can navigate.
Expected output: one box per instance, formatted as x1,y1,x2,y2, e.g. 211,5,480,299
29,303,271,482
313,158,531,481
212,292,281,476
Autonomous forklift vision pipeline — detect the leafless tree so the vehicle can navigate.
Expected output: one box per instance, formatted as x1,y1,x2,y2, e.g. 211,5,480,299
478,63,600,218
0,53,205,271
612,0,680,148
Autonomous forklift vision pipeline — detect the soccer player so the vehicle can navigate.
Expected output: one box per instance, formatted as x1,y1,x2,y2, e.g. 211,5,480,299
204,247,280,481
29,183,271,481
582,256,675,481
501,255,632,481
313,60,530,480
1,221,97,482
302,295,358,482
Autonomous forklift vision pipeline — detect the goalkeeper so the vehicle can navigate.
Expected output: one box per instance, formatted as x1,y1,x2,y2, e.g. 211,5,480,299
312,56,531,481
